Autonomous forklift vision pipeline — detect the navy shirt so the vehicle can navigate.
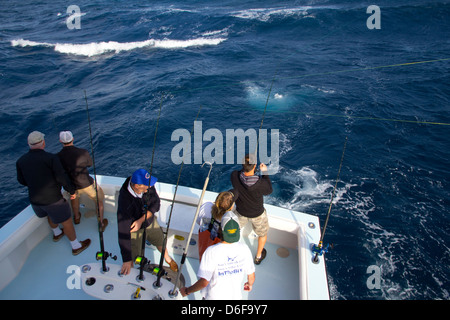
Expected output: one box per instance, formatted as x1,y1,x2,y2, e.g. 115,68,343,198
57,145,94,189
117,176,161,262
230,170,272,218
17,149,75,206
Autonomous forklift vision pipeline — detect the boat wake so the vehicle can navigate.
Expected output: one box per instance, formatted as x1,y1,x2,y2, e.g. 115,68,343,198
268,166,352,213
11,37,226,57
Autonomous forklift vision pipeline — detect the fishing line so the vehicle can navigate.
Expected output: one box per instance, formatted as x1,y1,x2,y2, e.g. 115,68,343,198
218,104,450,127
84,90,117,272
255,69,278,158
136,92,164,282
312,136,348,264
154,104,203,288
165,57,449,96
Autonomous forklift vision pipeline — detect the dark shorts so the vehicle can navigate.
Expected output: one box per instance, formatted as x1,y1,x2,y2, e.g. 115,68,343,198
31,198,72,224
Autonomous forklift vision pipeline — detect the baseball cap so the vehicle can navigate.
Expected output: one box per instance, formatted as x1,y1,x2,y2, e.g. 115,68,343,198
28,131,45,145
131,169,157,186
59,131,74,143
221,211,240,243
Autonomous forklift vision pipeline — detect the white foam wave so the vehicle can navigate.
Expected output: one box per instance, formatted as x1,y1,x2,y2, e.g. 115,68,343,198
201,27,230,37
231,7,322,22
11,37,226,57
273,167,351,212
245,83,296,111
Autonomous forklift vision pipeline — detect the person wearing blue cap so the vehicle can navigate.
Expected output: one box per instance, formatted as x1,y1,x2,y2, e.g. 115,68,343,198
117,169,178,275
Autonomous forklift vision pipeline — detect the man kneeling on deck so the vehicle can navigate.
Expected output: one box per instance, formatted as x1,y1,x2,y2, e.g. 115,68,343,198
180,211,255,300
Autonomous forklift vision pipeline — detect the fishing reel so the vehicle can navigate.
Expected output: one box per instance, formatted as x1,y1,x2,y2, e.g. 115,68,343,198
96,251,117,262
134,255,150,267
311,242,333,256
311,241,333,264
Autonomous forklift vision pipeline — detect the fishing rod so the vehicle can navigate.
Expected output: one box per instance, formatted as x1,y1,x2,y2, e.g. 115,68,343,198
84,90,117,272
135,93,164,282
153,105,203,288
169,161,213,298
254,69,278,162
312,136,348,264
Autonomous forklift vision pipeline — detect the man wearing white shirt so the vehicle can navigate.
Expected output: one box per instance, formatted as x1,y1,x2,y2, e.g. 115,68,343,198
180,211,255,299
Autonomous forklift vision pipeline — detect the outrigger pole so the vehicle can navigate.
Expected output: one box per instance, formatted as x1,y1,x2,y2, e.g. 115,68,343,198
135,93,164,282
169,161,213,298
312,136,348,263
84,90,117,272
153,105,203,288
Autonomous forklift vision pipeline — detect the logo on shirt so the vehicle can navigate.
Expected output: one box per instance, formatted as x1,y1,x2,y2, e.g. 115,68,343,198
218,268,243,277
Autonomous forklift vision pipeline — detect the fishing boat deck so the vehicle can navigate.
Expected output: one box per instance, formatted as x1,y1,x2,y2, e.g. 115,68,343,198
0,175,329,300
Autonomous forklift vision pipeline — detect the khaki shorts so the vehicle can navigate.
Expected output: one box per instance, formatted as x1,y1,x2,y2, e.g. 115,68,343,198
130,218,164,260
235,209,269,237
76,182,105,203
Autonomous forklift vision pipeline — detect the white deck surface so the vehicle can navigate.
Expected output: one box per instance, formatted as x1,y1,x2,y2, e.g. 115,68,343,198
0,176,329,300
0,202,300,300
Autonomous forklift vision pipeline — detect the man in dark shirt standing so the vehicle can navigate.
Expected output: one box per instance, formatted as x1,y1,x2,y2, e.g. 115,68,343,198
16,131,90,255
230,154,272,265
57,131,107,231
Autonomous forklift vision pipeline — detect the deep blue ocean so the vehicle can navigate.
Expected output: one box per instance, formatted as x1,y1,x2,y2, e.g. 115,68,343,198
1,0,449,300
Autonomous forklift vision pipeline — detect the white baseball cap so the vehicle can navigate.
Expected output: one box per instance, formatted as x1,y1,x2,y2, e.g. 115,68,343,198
59,131,74,143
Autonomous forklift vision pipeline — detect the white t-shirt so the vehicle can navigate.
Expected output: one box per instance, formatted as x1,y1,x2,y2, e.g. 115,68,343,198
197,242,255,300
197,202,214,227
197,202,221,238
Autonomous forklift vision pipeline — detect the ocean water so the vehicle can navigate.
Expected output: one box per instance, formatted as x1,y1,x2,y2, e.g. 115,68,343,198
1,0,449,300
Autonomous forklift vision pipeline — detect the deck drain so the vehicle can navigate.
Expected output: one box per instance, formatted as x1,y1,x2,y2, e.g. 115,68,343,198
104,284,114,293
85,277,96,286
276,247,290,258
81,265,91,273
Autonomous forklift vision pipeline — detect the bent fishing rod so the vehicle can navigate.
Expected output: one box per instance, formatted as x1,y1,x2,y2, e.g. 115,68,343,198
135,93,164,282
84,90,117,272
169,161,213,298
154,104,203,288
312,136,348,263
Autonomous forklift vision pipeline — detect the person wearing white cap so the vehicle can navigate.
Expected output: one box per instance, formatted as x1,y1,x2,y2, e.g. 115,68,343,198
57,131,108,231
180,211,255,300
16,131,91,255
